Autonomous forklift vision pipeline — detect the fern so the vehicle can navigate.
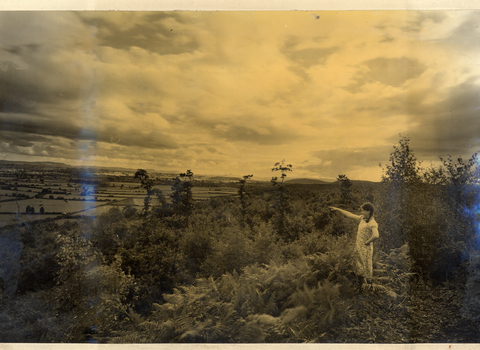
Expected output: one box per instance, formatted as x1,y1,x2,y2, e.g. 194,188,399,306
104,236,415,343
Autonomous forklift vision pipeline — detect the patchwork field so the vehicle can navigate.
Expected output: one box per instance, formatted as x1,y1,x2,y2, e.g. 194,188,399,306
0,178,238,227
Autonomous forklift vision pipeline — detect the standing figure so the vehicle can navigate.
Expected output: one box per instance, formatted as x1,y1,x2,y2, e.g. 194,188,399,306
329,203,379,284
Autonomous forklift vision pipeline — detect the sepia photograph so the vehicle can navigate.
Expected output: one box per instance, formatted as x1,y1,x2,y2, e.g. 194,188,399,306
1,5,480,344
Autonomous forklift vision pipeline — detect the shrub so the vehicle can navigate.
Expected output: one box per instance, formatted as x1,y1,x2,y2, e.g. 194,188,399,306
461,252,480,321
0,290,74,342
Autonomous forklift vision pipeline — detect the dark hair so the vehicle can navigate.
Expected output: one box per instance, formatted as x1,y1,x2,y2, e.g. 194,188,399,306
361,202,375,222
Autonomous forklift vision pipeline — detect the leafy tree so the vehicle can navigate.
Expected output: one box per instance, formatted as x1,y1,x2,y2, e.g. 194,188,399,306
422,163,448,185
171,170,194,217
380,135,422,184
423,153,479,188
134,169,154,214
134,169,154,193
238,174,253,200
440,153,479,186
134,169,166,215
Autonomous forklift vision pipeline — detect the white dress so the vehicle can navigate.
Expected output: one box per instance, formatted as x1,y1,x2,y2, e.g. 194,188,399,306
354,217,378,279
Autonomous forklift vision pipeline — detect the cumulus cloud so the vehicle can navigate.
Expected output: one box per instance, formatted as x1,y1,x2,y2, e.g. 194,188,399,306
345,57,427,93
294,146,389,179
1,11,479,180
403,78,480,158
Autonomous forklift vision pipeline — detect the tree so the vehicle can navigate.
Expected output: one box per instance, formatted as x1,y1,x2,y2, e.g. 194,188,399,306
271,160,294,240
135,169,162,194
171,170,194,216
134,169,159,215
271,160,292,186
55,235,135,341
238,175,254,231
422,163,448,185
380,135,422,184
440,153,479,186
238,174,253,200
336,174,357,205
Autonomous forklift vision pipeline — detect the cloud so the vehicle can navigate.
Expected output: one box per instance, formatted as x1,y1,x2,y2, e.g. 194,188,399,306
281,36,338,69
0,114,178,151
312,147,388,168
104,127,179,149
404,78,480,158
77,12,200,56
1,11,479,180
400,11,448,33
294,147,390,180
212,124,298,145
0,114,89,140
345,57,427,93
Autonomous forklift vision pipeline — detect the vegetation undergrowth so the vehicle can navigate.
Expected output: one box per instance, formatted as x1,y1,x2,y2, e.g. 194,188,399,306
1,137,480,342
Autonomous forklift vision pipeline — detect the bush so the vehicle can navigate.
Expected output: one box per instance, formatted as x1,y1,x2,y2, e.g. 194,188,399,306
461,252,480,321
54,233,135,341
103,238,414,343
374,183,475,282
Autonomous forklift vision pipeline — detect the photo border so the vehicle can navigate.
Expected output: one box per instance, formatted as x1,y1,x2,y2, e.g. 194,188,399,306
1,1,480,349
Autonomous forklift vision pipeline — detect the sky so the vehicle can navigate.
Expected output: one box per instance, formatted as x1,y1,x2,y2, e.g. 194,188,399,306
1,10,480,181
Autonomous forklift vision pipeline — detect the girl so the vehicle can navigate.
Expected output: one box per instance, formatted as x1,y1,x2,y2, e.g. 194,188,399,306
329,203,379,284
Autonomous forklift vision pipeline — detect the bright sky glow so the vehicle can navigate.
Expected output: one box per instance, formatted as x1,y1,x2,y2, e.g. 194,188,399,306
1,10,480,180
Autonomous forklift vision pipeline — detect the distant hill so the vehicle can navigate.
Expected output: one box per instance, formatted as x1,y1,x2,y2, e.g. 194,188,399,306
349,180,377,186
0,160,175,175
0,161,379,184
207,176,242,182
285,178,378,186
285,178,335,185
0,160,73,168
77,166,134,173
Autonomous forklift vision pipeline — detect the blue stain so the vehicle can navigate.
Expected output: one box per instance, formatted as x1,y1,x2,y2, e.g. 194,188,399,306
78,165,97,220
464,208,479,248
78,129,97,141
462,186,480,250
472,157,480,248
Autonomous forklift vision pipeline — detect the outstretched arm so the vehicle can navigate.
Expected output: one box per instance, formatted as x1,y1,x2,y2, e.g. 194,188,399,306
329,207,362,220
